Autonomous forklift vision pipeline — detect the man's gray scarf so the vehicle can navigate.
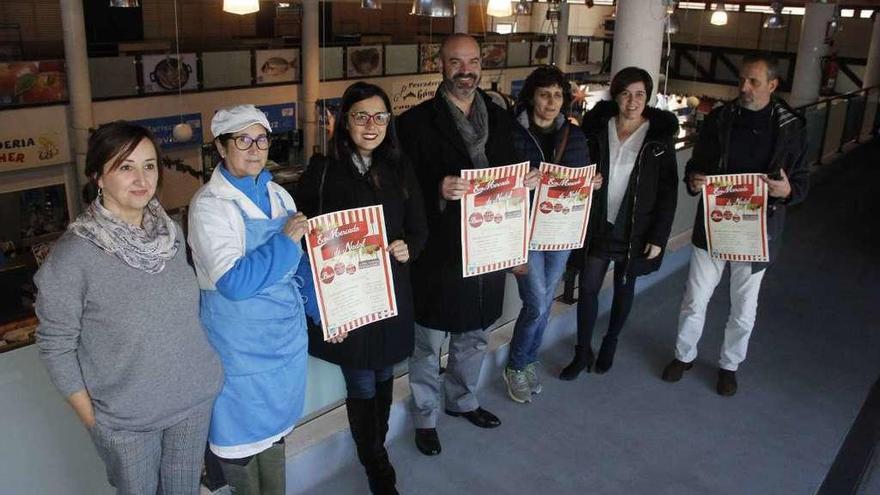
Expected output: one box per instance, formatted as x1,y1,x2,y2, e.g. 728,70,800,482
439,82,490,169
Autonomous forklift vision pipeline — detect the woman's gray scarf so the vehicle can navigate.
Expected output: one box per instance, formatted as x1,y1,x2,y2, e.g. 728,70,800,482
439,83,490,169
68,198,179,274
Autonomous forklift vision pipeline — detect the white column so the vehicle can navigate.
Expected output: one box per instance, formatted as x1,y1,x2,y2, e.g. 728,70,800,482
301,0,320,161
59,0,93,212
455,0,469,33
864,13,880,89
610,0,665,96
790,2,836,107
554,1,571,71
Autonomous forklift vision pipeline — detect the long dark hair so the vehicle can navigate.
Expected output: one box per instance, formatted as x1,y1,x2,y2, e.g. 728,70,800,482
330,82,406,195
83,121,163,203
516,65,572,118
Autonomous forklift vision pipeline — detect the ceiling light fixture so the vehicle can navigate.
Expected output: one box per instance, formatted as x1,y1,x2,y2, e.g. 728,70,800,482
222,0,259,15
710,3,728,26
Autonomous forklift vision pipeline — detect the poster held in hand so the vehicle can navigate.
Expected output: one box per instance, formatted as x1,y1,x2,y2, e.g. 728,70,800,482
702,173,769,262
527,163,596,251
460,162,530,277
307,205,397,341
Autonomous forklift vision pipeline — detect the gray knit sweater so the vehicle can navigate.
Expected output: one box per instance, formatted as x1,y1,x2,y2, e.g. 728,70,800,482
35,227,223,431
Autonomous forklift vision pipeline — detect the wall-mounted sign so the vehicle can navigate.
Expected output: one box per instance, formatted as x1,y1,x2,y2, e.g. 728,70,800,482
481,43,507,69
419,44,441,73
0,61,67,107
141,54,198,94
510,79,525,99
257,103,297,133
130,113,203,150
0,106,70,171
387,76,440,115
256,49,300,84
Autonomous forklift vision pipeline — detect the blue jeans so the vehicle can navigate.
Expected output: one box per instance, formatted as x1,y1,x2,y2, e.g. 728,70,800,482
508,250,571,370
341,366,395,399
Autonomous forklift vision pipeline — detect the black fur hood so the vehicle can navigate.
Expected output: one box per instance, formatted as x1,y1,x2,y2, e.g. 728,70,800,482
581,100,680,142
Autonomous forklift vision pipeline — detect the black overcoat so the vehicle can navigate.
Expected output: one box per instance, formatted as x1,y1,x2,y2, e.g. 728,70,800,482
296,153,428,369
396,89,523,332
578,100,680,278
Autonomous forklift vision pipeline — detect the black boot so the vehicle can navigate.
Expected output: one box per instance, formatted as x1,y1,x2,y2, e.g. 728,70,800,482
594,337,618,374
375,377,394,445
559,345,594,380
346,397,398,495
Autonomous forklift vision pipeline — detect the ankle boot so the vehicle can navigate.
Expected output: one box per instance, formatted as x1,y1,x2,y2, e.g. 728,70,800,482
559,345,594,380
346,397,398,495
594,337,618,374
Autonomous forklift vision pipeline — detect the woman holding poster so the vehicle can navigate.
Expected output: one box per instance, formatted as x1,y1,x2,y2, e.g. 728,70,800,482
297,82,428,495
503,65,601,404
188,105,322,494
560,67,679,380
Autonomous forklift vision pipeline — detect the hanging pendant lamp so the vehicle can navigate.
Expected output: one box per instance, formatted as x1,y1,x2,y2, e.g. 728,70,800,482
362,0,382,9
411,0,454,17
487,0,513,17
710,4,728,26
223,0,259,15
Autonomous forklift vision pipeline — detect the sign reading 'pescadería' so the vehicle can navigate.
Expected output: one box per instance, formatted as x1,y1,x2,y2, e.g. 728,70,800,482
0,105,70,171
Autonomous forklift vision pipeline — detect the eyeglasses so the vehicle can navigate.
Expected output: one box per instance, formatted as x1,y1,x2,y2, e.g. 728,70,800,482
232,135,270,151
349,111,391,127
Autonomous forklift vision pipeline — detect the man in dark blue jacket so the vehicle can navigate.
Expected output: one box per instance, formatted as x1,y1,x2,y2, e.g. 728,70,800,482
662,53,808,396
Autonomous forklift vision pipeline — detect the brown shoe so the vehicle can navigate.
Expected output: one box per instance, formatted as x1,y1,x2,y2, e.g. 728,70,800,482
661,359,694,382
717,369,738,396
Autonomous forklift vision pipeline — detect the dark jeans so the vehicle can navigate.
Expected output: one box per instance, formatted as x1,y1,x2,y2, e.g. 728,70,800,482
576,256,637,348
341,366,395,399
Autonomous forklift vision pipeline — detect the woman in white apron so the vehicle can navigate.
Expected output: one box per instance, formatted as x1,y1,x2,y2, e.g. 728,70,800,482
188,105,325,494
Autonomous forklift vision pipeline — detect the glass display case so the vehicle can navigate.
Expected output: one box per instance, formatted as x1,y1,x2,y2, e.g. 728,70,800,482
0,184,69,353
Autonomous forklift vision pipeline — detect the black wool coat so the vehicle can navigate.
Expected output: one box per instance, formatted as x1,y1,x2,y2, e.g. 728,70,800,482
296,153,428,369
578,100,680,278
396,89,523,332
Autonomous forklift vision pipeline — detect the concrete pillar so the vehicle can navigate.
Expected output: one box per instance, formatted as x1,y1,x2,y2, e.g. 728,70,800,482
790,2,836,107
59,0,94,212
864,13,880,89
554,1,571,71
455,0,469,33
610,0,665,98
301,0,320,161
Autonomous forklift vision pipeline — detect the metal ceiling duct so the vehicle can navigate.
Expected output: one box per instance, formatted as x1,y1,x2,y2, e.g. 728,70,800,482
411,0,454,17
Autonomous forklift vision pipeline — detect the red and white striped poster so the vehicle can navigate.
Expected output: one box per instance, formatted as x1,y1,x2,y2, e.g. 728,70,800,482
527,163,596,251
702,173,769,262
460,162,530,278
306,205,397,341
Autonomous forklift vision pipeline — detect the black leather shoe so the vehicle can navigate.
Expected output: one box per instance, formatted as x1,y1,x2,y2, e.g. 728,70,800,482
661,359,693,382
444,407,501,428
717,369,738,396
414,428,441,456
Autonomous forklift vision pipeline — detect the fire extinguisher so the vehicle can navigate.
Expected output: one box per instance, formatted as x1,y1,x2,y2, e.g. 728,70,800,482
820,53,838,96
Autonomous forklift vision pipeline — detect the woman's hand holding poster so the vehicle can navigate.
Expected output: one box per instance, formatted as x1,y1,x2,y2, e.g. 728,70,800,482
460,162,530,277
307,205,397,340
528,163,597,251
702,173,769,262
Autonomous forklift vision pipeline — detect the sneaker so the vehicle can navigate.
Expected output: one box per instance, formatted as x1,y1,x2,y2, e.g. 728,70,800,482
524,362,543,395
661,359,693,382
717,369,738,396
503,367,532,403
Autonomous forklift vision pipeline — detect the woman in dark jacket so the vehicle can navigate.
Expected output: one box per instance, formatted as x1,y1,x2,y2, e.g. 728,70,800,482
559,67,679,380
296,82,428,495
503,65,602,404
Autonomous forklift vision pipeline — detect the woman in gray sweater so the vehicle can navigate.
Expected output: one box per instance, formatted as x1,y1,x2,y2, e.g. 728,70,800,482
35,122,223,495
